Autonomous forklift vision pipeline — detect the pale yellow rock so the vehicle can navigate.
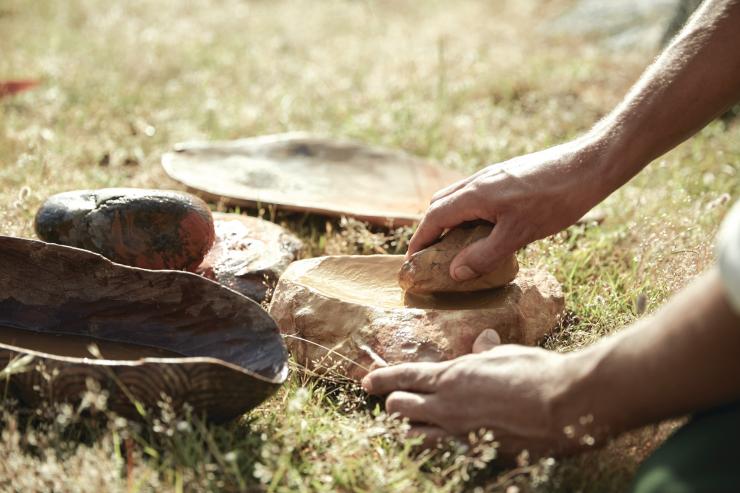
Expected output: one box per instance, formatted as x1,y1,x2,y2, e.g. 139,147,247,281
398,223,519,294
269,255,564,381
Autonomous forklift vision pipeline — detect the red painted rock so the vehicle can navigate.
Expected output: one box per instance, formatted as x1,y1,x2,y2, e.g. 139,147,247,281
269,255,565,381
399,222,519,294
34,188,215,271
196,213,303,303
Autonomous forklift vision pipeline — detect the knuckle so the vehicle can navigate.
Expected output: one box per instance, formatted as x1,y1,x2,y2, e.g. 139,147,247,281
396,367,416,389
476,254,501,272
466,181,485,197
430,189,446,203
425,203,443,222
385,393,408,415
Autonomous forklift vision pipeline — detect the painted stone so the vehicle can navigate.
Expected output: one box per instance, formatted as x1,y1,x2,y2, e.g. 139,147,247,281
399,222,519,294
34,188,215,271
196,212,303,303
269,255,564,381
161,133,465,227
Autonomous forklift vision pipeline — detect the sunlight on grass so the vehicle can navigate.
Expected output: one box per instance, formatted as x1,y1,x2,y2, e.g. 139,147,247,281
0,0,738,491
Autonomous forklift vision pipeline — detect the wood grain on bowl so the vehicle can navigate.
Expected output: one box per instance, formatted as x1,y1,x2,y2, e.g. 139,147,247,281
0,236,288,422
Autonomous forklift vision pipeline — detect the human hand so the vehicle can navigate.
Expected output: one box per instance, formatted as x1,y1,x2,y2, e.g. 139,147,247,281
362,331,593,459
408,141,608,282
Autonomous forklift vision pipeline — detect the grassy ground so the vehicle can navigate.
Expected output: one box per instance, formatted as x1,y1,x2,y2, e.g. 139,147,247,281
1,0,738,491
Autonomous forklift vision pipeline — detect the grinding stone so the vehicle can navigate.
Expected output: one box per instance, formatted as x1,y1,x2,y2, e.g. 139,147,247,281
269,255,565,381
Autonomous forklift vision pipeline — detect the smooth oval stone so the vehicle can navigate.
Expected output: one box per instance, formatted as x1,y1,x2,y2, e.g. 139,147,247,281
399,222,519,294
35,188,215,271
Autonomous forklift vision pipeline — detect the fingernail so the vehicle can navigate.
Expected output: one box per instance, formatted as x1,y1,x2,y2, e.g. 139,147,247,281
482,329,500,345
453,265,477,281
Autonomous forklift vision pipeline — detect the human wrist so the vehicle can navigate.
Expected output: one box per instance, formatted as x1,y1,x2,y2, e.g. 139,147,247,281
580,114,656,199
571,128,640,203
546,344,627,453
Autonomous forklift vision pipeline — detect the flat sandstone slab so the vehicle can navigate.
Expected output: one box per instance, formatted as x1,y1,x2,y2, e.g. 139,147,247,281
162,133,465,227
269,255,565,381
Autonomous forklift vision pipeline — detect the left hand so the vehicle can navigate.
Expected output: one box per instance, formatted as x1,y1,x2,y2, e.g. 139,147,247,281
362,332,585,459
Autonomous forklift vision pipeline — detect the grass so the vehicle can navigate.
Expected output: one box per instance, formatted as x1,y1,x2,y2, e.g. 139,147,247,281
1,0,739,491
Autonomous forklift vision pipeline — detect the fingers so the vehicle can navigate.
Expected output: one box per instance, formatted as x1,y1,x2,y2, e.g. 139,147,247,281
386,391,439,423
407,425,449,448
449,220,519,280
430,166,495,204
362,362,442,395
429,175,474,204
407,191,483,258
472,329,501,353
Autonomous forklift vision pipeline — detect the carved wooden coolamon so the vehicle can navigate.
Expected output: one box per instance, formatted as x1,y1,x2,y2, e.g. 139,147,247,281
0,236,288,422
162,133,465,227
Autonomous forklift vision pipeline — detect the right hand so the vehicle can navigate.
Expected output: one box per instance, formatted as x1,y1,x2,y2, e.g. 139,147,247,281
408,140,608,281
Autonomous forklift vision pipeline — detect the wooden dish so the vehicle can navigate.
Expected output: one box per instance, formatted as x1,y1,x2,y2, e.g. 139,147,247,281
0,236,288,422
162,133,464,227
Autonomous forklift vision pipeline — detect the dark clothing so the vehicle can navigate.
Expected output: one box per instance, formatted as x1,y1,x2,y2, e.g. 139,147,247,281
630,401,740,493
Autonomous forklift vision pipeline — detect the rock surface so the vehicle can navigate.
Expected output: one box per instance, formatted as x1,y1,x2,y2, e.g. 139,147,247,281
196,212,303,303
269,255,564,381
399,222,519,294
162,133,465,227
35,188,215,271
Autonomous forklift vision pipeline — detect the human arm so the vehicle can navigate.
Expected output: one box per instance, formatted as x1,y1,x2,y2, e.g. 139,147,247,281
408,0,740,282
363,266,740,458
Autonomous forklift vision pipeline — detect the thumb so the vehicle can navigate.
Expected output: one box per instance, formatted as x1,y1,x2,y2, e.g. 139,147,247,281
472,329,501,353
449,222,518,281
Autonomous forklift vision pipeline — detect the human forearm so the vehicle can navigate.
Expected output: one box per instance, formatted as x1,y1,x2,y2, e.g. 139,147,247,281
559,269,740,444
407,1,740,276
585,0,740,197
362,267,740,458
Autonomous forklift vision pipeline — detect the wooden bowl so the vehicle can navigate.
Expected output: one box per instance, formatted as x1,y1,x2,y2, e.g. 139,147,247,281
0,236,288,422
162,133,464,227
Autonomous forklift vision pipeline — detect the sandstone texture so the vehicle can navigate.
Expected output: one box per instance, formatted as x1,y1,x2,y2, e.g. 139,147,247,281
399,222,518,294
269,255,564,381
196,212,303,303
35,188,215,271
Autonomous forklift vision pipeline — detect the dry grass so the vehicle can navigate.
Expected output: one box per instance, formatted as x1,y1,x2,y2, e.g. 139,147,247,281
1,0,739,491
